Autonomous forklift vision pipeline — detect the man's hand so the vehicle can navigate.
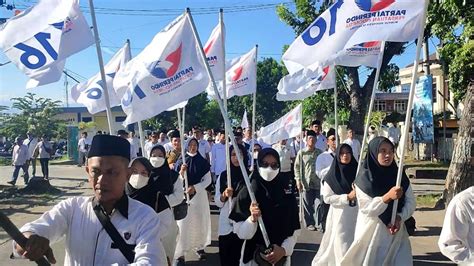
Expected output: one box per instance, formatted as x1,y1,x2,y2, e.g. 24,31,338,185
265,245,286,264
15,233,56,264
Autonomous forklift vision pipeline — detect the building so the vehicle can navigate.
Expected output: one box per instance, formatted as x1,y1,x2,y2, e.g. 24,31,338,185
54,106,134,134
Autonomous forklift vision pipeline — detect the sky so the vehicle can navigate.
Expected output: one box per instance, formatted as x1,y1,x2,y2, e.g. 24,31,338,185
0,0,439,110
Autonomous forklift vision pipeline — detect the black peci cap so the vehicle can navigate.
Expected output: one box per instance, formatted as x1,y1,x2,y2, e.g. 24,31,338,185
88,135,131,161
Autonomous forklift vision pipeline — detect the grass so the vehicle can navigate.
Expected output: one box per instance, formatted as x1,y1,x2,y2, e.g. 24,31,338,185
404,159,450,169
0,157,12,166
416,194,442,208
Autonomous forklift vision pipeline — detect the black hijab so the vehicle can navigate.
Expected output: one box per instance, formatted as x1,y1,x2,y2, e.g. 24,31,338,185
149,145,175,195
125,157,170,213
219,144,249,194
324,144,358,195
355,136,410,226
229,148,300,263
174,138,210,186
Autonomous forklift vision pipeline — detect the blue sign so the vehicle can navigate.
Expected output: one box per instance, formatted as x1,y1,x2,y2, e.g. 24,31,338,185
413,75,434,143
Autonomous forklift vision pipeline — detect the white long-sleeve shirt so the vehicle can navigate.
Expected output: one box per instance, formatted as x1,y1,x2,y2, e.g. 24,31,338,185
166,177,185,208
215,175,234,236
211,142,226,176
23,137,38,159
438,186,474,264
273,143,292,173
315,149,335,181
12,144,29,166
15,196,167,265
343,138,361,162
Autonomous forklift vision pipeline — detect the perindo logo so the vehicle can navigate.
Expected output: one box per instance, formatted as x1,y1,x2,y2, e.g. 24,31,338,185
346,0,406,29
231,65,244,82
149,43,182,79
346,41,381,55
311,66,330,83
228,64,249,89
355,0,395,12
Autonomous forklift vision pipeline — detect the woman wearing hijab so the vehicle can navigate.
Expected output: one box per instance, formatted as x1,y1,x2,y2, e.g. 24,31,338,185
149,145,184,265
126,157,174,264
230,148,300,266
312,144,358,266
173,138,212,265
340,137,416,266
215,144,249,266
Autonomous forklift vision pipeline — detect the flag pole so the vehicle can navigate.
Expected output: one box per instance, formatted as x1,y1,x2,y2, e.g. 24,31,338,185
334,79,339,145
88,0,114,134
356,41,386,177
220,9,232,199
177,108,190,204
391,0,429,225
298,104,305,227
250,44,258,171
186,8,271,247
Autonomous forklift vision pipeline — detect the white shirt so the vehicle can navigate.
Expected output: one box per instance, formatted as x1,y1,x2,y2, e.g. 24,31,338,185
315,149,335,181
211,142,227,176
290,138,305,158
197,139,211,159
215,175,234,236
272,143,292,172
23,137,38,159
315,133,327,152
36,141,52,159
158,139,169,146
144,141,159,158
78,137,91,153
16,196,167,265
12,144,29,166
438,186,474,264
343,138,361,162
163,142,173,153
128,137,140,157
388,126,400,144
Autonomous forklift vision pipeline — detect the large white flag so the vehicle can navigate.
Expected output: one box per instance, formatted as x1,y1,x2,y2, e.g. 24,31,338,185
204,22,225,81
113,14,210,126
71,42,131,114
258,104,302,144
283,0,426,74
333,41,381,68
0,0,94,88
277,64,336,101
241,109,249,129
225,46,257,99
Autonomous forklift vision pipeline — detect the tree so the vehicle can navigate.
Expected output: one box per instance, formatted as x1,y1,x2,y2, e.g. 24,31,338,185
0,93,63,140
428,0,474,204
277,1,405,135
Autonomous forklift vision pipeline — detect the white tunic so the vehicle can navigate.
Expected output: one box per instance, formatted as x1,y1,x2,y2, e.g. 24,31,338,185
175,171,212,257
315,150,335,181
233,217,300,266
211,143,227,176
438,186,474,264
12,144,29,166
17,196,167,265
340,185,416,266
215,175,234,236
312,183,358,266
23,137,38,159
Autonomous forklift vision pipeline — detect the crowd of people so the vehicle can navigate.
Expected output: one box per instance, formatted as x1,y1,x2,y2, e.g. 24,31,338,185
7,120,472,266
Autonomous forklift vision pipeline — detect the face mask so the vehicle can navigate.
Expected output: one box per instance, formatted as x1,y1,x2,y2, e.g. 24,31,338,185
253,152,259,159
258,167,279,182
129,174,149,189
187,151,197,157
150,157,165,168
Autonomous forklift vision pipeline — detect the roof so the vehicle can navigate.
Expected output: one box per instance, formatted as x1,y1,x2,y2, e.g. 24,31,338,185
375,92,409,101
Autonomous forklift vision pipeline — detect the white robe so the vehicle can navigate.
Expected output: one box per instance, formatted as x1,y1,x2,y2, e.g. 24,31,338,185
312,183,358,266
15,196,167,265
438,186,474,264
340,185,416,266
174,171,212,257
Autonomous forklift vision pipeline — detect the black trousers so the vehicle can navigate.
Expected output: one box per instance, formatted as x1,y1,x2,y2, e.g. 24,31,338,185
39,158,49,178
219,232,244,266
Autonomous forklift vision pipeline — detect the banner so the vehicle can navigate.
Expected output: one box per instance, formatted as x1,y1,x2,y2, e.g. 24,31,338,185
225,46,257,99
113,14,210,125
277,64,336,101
258,104,302,144
203,22,225,81
283,0,426,74
413,75,434,144
333,41,381,68
0,0,94,88
241,109,249,129
71,42,131,114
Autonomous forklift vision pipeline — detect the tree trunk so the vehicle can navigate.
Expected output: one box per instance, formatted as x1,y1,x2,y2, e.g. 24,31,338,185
443,83,474,204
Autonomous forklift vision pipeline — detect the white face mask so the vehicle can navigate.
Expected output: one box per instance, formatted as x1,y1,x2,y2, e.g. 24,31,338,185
253,152,259,159
187,151,197,157
129,174,149,189
258,167,279,182
149,157,165,168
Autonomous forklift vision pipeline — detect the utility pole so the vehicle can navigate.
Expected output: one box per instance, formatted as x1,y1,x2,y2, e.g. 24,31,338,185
64,70,69,107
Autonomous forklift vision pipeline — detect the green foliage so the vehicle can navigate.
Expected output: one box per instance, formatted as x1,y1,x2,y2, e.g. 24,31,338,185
78,121,97,130
428,0,474,102
0,93,62,140
365,111,386,128
378,63,400,92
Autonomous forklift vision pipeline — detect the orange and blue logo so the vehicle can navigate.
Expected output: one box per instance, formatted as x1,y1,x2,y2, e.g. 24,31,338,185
355,0,395,12
149,43,182,79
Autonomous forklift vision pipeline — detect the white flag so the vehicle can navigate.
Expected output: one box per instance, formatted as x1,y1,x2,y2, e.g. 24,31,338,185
225,47,257,99
0,0,94,88
166,100,188,111
113,14,210,126
277,64,336,101
283,0,426,74
333,41,381,68
71,42,131,114
204,22,225,81
241,110,249,129
258,104,302,144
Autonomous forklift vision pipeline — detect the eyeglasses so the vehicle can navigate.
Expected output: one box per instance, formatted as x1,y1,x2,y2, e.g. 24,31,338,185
260,161,279,170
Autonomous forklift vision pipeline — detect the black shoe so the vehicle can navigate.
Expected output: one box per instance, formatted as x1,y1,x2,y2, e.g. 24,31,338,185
7,181,15,186
174,257,185,266
196,249,207,261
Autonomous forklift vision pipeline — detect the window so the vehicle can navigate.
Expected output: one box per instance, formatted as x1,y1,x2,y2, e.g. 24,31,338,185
115,116,126,122
82,117,92,122
375,100,386,111
394,100,407,113
432,78,437,103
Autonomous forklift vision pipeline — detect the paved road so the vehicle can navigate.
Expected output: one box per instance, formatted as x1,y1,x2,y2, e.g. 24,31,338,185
0,165,453,265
